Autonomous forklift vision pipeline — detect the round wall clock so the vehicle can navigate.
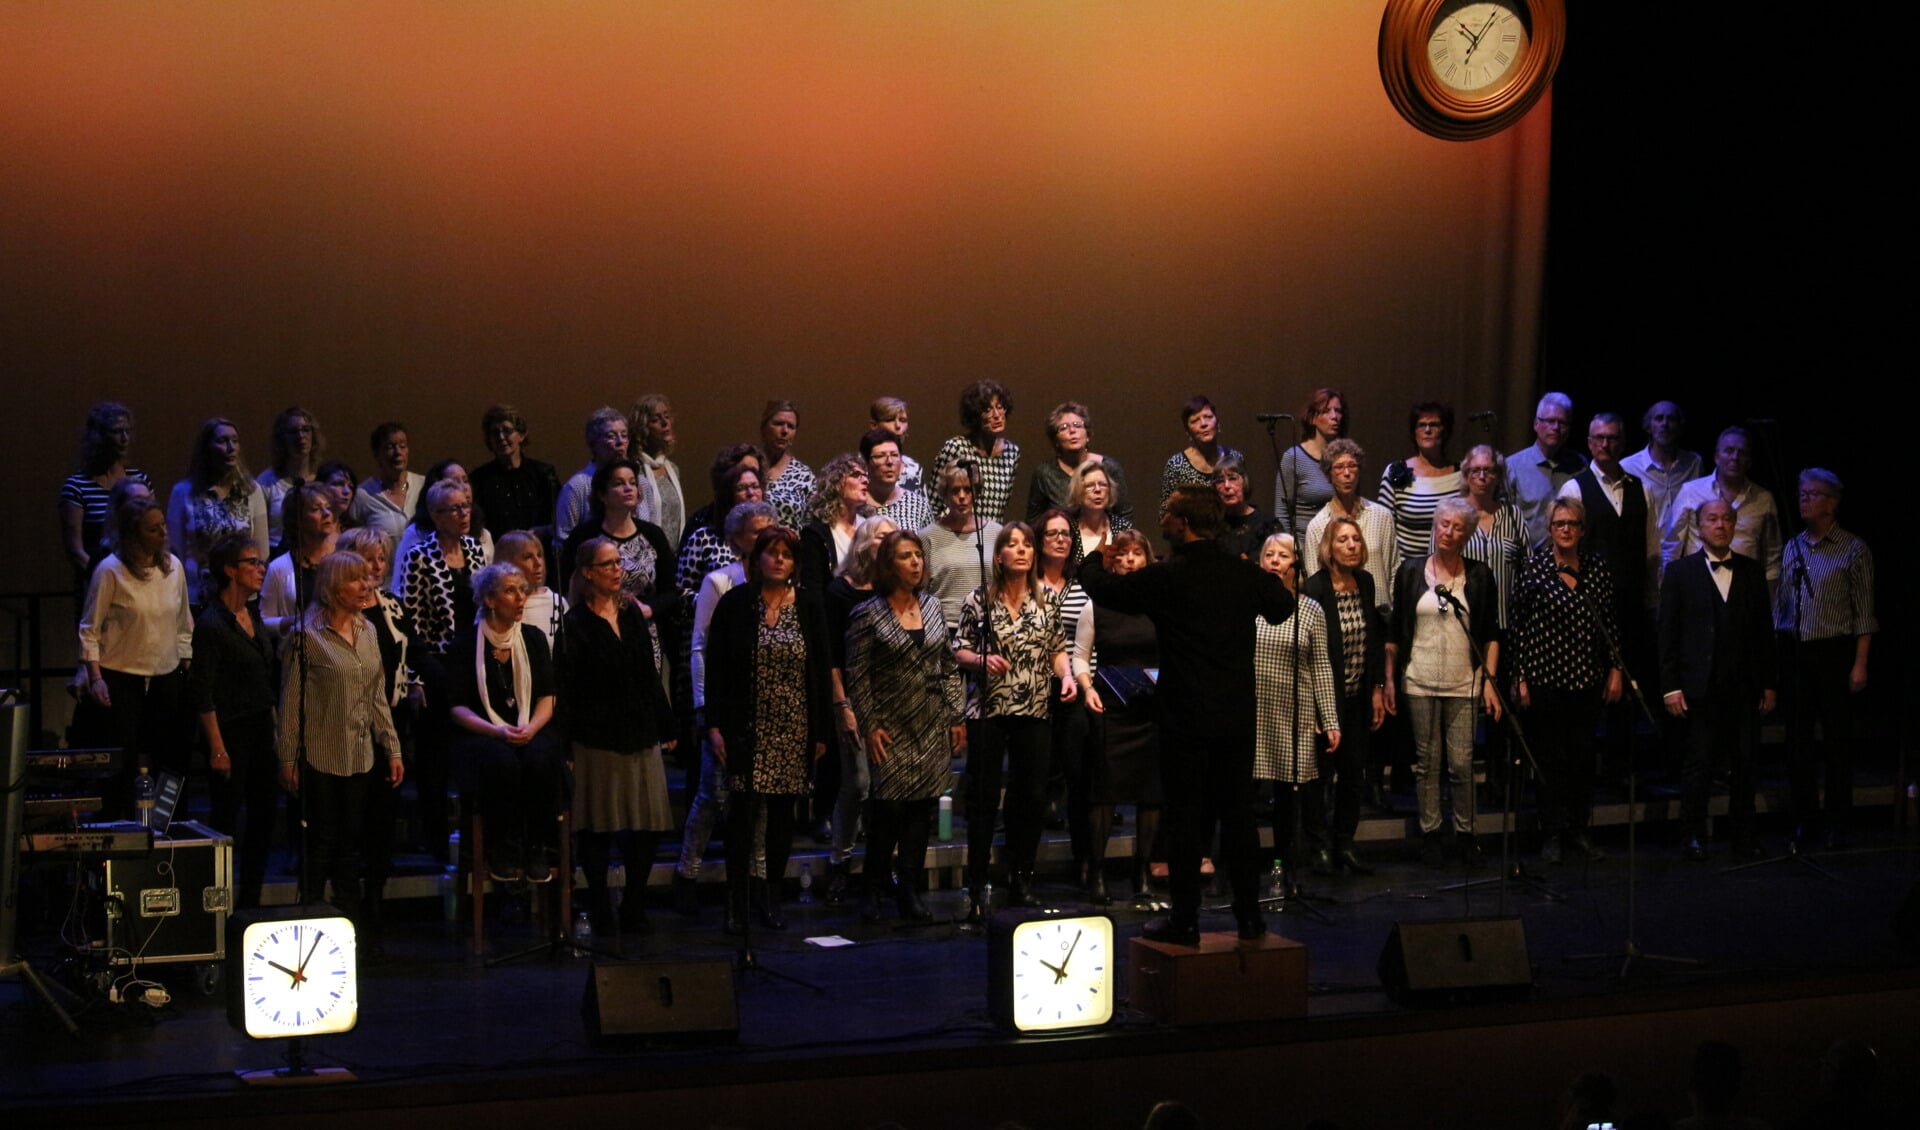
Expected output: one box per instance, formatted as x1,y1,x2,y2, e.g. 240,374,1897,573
227,907,359,1039
1379,0,1567,141
987,910,1116,1034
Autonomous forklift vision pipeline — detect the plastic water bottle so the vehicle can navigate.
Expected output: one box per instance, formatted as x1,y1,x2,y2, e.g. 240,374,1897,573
937,794,954,842
798,860,815,904
1266,861,1286,899
980,882,993,913
133,766,156,828
571,910,592,955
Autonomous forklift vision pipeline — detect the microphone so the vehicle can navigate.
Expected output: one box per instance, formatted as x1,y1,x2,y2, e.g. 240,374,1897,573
1556,564,1580,577
1254,413,1294,423
1467,410,1497,423
1432,583,1453,609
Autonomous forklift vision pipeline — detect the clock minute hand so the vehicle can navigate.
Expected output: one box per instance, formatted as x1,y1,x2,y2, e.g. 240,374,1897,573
294,932,323,989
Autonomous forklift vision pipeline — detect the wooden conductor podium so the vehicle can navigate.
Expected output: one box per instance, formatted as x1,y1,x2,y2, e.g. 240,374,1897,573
1129,932,1307,1025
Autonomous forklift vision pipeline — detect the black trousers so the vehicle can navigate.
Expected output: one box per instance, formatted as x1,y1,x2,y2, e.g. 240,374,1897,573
1271,778,1327,866
99,667,189,820
207,712,281,909
965,716,1050,890
1162,727,1260,929
413,652,455,860
451,729,565,853
1680,692,1759,842
727,792,797,911
1784,636,1858,830
1530,685,1601,838
865,797,936,894
1324,692,1370,847
304,766,372,912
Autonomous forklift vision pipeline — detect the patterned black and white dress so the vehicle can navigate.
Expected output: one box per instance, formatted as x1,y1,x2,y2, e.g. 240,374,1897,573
765,459,816,530
845,593,965,801
955,588,1062,720
747,601,811,796
934,434,1021,523
402,534,488,655
1253,598,1340,784
1160,446,1242,510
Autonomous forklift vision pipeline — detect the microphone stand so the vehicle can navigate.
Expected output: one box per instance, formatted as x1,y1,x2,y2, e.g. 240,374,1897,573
1430,584,1562,910
1557,562,1704,976
957,464,999,928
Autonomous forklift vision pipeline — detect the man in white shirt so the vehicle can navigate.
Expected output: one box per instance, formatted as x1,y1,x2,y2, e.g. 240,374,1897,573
1662,426,1782,599
1620,399,1705,601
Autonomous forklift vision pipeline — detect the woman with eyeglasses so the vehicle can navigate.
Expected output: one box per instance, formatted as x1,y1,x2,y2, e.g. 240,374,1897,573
1035,508,1096,889
391,460,495,599
1378,401,1463,562
1511,497,1623,865
470,403,562,541
191,535,279,908
401,477,488,863
1451,444,1530,635
564,536,681,935
1027,400,1134,526
935,381,1020,523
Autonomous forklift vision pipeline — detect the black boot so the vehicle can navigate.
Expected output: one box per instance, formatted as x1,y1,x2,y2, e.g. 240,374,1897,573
825,859,851,906
1333,841,1375,876
672,872,700,916
619,888,653,936
1133,859,1156,904
895,872,933,922
1007,871,1039,908
1087,868,1111,906
753,877,787,931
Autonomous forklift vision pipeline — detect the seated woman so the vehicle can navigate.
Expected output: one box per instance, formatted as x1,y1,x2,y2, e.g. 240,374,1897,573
847,529,967,921
449,563,562,884
1251,533,1341,889
168,416,271,606
705,527,834,933
190,535,278,909
1070,528,1164,904
563,537,680,935
799,452,875,592
278,551,404,922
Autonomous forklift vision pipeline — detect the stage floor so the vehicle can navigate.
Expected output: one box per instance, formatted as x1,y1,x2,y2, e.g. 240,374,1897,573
7,809,1919,1129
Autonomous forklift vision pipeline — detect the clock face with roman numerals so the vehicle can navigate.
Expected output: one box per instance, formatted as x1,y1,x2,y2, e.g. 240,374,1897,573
1427,1,1531,95
237,916,359,1038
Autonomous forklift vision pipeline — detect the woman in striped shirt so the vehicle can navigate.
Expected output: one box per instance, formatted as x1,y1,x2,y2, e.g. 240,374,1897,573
1378,400,1463,562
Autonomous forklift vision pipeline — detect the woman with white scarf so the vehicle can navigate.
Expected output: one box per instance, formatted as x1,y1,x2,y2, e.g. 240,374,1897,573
448,562,562,885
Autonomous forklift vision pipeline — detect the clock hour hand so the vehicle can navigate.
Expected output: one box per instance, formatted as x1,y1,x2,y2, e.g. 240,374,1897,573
1035,956,1066,981
267,959,304,985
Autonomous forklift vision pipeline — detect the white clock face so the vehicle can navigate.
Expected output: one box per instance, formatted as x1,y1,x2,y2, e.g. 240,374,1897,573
240,918,358,1037
1010,917,1113,1032
1427,2,1530,95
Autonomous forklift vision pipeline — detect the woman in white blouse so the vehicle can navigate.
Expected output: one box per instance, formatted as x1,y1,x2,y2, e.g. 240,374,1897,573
79,495,193,819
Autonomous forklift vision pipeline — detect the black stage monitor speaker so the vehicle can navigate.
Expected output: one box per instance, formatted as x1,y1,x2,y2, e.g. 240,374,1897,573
1377,917,1532,1005
582,959,739,1045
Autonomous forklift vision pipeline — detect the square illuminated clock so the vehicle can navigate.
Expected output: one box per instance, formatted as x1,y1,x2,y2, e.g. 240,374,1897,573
988,910,1115,1033
227,907,359,1038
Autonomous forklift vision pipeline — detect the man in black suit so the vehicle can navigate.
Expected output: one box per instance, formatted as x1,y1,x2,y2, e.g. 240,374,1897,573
1079,485,1295,943
1659,497,1777,860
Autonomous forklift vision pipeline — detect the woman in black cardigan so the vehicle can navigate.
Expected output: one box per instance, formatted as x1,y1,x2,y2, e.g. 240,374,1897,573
704,526,834,933
1388,496,1501,867
1300,517,1390,875
562,535,679,934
